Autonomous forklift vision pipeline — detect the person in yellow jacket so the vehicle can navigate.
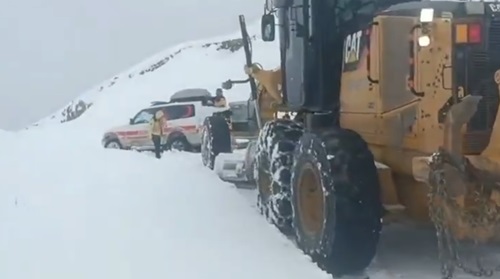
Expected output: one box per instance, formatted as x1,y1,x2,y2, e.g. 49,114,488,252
149,110,167,159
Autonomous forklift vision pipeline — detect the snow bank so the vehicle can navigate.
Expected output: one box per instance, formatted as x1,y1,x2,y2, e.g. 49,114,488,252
0,131,329,279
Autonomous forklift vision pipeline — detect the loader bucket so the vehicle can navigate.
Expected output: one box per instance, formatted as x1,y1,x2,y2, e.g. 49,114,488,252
412,95,500,278
412,95,483,184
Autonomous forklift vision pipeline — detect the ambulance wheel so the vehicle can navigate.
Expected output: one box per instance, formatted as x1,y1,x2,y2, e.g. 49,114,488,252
254,119,304,234
165,135,191,152
201,115,232,170
105,139,122,149
290,130,383,277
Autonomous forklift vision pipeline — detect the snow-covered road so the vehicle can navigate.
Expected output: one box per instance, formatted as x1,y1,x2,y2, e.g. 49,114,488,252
0,128,330,279
236,185,500,279
2,126,500,279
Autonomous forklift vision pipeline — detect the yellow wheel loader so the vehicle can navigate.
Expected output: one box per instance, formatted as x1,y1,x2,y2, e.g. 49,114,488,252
203,0,500,278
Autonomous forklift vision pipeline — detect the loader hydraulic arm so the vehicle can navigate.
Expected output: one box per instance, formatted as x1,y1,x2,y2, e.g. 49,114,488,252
221,78,250,89
222,14,283,106
244,64,283,104
222,63,283,106
240,15,258,101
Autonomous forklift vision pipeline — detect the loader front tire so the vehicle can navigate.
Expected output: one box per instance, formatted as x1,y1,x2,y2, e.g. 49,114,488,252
291,130,383,277
255,119,303,233
201,115,232,170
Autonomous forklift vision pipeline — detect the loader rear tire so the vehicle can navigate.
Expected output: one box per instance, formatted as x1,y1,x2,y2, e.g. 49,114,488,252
201,115,232,170
290,130,383,277
255,119,304,233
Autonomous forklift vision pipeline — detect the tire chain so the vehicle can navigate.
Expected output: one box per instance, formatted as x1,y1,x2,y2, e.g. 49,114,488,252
200,123,212,167
427,147,500,279
255,120,302,228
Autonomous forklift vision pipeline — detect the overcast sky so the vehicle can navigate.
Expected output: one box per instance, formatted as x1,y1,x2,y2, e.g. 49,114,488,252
0,0,262,130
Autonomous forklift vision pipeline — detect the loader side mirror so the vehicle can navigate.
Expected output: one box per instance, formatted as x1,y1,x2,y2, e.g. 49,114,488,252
129,118,133,124
222,80,233,90
261,14,275,42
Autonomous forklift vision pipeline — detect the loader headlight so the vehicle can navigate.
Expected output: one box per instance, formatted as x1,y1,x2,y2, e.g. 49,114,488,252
418,35,431,47
419,8,434,23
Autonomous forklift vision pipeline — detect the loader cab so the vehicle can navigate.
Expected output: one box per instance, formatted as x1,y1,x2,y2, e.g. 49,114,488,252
261,0,500,153
338,0,500,154
261,0,400,121
261,0,343,112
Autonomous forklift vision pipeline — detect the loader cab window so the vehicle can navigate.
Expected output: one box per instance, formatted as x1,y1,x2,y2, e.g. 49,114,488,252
308,2,313,36
278,7,290,49
332,0,376,27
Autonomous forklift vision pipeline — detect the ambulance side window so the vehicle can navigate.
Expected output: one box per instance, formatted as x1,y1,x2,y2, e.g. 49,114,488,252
131,108,156,124
164,105,195,120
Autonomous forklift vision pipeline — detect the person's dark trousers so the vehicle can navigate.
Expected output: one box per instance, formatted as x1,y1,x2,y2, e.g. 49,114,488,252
151,135,162,159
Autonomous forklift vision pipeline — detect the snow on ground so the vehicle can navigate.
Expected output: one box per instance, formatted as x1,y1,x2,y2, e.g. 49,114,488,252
236,186,500,279
3,121,497,279
0,127,330,279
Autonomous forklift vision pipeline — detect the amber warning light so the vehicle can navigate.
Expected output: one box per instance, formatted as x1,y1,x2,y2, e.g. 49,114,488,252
455,23,482,44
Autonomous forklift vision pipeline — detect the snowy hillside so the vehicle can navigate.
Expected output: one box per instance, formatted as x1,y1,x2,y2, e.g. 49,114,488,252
32,21,278,134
